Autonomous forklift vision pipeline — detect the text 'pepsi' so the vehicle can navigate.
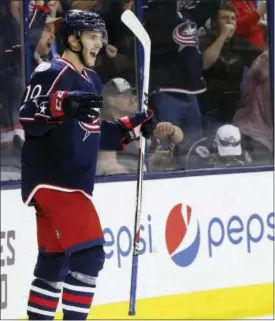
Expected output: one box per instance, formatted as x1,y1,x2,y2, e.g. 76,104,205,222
103,215,153,268
208,212,274,257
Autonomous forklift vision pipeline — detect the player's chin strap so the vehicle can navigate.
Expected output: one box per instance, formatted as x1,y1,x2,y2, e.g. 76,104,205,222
66,34,87,68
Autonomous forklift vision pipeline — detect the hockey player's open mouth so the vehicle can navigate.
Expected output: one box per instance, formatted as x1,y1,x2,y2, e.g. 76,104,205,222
90,52,96,58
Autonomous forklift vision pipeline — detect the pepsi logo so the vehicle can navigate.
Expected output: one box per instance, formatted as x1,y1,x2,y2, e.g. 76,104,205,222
165,203,200,267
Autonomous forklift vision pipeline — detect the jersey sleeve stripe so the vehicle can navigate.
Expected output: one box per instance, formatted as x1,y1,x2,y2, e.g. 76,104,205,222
19,117,35,122
29,8,38,29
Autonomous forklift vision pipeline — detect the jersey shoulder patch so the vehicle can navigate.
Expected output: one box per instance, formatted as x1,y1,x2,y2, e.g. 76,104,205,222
31,60,67,83
34,62,52,73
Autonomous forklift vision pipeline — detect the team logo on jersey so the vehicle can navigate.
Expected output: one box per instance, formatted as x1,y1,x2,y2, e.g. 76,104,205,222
173,21,198,50
79,115,101,141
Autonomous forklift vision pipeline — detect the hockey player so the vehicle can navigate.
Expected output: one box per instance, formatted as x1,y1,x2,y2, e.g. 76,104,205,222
19,9,156,320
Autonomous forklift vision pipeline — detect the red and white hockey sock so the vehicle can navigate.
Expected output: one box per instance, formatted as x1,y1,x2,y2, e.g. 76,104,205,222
27,278,61,320
62,273,96,320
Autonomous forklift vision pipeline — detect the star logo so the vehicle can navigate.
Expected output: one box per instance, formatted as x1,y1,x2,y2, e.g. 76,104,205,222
39,101,48,114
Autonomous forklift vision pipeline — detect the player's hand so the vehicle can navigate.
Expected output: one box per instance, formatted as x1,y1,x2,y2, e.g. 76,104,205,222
49,91,103,123
136,109,157,139
117,109,157,145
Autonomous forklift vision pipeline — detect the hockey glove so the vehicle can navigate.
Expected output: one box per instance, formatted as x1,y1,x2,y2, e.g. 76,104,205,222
117,109,157,145
48,91,103,123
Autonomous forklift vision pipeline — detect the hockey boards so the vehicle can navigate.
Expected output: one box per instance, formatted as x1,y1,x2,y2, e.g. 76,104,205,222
120,9,151,316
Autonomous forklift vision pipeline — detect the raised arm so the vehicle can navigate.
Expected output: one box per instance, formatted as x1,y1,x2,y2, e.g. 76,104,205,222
100,110,156,150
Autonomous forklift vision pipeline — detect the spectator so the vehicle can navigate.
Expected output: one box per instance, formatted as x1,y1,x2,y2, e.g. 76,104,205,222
71,0,103,12
47,0,60,17
143,1,209,169
0,0,61,180
29,1,59,50
259,16,269,50
0,0,24,180
97,78,184,174
1,0,273,180
229,0,266,48
185,124,252,169
33,15,61,68
178,0,222,28
29,1,61,71
199,2,262,131
144,1,207,95
96,0,135,84
233,50,273,164
0,0,21,62
150,90,203,168
97,78,139,175
100,0,133,54
148,122,184,172
102,78,137,118
9,0,21,23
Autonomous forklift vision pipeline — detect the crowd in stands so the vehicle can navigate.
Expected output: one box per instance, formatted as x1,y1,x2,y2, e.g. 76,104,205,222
0,0,273,181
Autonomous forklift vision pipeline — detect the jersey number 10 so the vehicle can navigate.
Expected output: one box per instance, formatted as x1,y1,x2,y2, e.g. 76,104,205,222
23,84,43,103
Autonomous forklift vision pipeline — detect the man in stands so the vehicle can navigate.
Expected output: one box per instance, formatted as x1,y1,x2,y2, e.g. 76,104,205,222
185,124,252,169
199,2,262,133
233,50,273,165
33,15,61,67
97,77,139,175
97,78,184,174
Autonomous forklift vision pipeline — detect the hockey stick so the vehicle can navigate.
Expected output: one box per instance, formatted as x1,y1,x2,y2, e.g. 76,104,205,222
121,9,151,316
